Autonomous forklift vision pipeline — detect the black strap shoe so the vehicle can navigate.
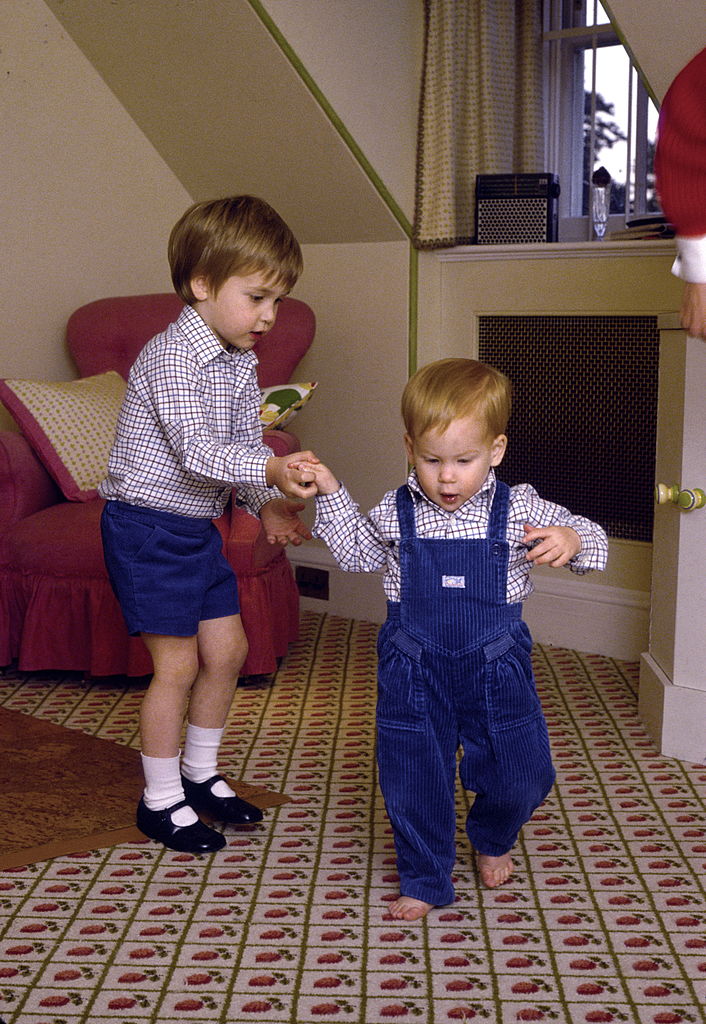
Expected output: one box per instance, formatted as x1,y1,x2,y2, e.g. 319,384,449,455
136,797,226,853
181,774,264,825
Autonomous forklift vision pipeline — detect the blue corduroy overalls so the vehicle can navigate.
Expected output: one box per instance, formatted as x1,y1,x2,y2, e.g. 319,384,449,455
375,481,556,906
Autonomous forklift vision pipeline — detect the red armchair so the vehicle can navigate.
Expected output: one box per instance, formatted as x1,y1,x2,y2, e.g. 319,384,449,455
0,292,315,678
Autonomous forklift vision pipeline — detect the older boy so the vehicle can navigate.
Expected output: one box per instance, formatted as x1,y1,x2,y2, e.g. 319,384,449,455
100,196,317,854
298,358,607,919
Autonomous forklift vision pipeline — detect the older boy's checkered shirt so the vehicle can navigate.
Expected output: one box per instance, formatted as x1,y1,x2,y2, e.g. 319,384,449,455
99,304,278,518
313,469,608,604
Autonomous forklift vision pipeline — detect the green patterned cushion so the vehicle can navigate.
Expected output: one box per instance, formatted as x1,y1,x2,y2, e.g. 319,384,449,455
259,381,317,430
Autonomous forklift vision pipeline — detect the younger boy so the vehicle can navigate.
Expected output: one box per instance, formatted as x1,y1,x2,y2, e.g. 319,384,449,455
100,195,318,854
298,358,607,919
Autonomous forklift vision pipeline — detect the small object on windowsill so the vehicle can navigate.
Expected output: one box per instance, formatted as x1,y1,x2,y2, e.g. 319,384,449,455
607,215,675,241
591,167,612,240
591,166,612,188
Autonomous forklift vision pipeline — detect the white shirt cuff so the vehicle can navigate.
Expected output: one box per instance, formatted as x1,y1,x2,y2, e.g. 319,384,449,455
672,235,706,282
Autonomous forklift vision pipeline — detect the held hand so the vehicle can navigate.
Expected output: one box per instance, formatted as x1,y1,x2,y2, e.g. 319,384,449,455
288,459,340,496
679,281,706,340
260,498,312,546
522,524,581,568
266,450,319,499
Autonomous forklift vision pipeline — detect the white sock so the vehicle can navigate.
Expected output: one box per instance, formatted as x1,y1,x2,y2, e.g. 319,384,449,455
141,752,198,827
182,724,236,799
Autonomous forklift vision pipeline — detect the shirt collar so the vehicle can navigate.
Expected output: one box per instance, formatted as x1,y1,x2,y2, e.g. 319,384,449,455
406,466,497,515
176,305,258,368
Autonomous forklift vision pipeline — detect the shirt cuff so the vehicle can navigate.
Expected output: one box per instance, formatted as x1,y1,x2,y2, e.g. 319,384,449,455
232,447,270,486
236,484,280,516
672,235,706,282
313,483,351,529
566,524,606,573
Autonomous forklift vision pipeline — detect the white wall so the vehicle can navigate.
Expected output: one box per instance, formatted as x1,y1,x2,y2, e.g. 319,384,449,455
261,0,423,223
290,240,411,515
0,0,189,397
269,238,411,630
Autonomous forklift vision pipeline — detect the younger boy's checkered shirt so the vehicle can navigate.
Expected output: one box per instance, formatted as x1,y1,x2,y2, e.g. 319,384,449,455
99,304,278,518
313,469,608,604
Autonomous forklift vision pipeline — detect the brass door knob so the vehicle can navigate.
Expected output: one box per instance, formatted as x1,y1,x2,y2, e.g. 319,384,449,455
677,488,706,511
655,483,706,510
655,483,679,505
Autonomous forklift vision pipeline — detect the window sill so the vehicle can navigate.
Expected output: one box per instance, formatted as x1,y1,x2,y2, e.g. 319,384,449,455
432,240,675,262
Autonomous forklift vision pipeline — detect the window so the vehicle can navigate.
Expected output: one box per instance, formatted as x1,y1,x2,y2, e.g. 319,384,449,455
544,0,660,241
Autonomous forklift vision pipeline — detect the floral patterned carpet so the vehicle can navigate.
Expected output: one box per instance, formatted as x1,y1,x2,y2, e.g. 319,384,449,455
0,611,704,1024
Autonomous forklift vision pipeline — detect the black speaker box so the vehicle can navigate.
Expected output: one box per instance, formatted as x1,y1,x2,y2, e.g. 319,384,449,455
475,173,560,244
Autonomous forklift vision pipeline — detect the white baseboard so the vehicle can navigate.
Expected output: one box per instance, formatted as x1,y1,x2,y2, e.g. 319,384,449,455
639,654,706,764
289,547,649,662
289,545,388,625
522,574,649,662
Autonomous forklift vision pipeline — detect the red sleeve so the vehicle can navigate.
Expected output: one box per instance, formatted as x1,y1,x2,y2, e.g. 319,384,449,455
655,47,706,237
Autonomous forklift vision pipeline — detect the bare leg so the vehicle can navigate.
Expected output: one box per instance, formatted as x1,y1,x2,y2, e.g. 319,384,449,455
140,615,247,756
139,616,246,764
176,614,263,825
136,632,222,848
140,633,200,757
136,617,251,846
188,614,248,729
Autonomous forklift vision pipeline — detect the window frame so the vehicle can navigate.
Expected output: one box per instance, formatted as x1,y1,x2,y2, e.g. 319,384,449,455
543,2,659,242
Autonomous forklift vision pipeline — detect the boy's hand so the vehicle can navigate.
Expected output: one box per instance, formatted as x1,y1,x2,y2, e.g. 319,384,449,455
260,498,312,546
266,450,319,499
289,459,340,496
679,281,706,339
522,524,581,567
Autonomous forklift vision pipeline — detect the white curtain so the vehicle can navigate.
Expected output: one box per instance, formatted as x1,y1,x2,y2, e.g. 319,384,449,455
414,0,545,249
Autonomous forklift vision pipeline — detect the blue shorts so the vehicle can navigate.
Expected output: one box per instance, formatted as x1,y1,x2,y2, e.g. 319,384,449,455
100,501,239,637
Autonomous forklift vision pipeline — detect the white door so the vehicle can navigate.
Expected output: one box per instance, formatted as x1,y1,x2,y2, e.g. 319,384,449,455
639,314,706,764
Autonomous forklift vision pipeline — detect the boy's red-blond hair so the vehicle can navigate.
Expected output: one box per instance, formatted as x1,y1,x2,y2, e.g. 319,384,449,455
168,195,303,304
401,358,511,441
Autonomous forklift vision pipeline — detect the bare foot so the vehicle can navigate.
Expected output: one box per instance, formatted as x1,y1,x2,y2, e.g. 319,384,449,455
476,851,514,888
387,895,434,921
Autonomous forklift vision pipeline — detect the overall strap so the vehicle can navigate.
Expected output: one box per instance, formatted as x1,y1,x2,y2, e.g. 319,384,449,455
395,485,416,539
398,481,510,540
487,480,510,541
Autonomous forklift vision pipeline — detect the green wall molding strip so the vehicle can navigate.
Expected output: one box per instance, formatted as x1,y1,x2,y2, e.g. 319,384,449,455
247,0,418,374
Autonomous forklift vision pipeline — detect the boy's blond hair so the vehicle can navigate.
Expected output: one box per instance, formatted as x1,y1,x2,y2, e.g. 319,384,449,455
401,358,511,441
168,195,303,304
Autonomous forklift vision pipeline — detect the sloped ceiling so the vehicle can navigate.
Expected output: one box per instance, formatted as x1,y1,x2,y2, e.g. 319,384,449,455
43,0,404,244
607,0,706,102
